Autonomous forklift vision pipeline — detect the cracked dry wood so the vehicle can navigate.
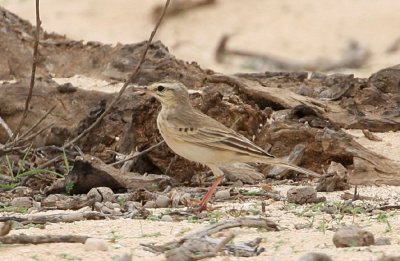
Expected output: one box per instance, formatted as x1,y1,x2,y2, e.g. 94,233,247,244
142,217,278,260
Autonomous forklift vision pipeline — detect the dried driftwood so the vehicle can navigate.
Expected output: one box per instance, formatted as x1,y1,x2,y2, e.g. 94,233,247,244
0,211,106,224
0,234,89,244
142,217,278,260
216,35,369,71
45,155,172,194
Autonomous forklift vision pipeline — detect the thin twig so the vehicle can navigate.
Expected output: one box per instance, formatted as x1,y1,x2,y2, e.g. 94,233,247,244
13,0,41,139
61,0,171,150
110,141,164,166
19,105,56,140
13,123,54,148
38,155,62,169
0,116,13,139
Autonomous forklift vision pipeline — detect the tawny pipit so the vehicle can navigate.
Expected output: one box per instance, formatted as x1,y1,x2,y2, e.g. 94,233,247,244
141,81,320,210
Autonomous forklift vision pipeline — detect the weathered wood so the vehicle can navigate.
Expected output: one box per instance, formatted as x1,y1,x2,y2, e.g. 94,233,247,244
0,234,89,244
142,217,278,260
45,155,172,194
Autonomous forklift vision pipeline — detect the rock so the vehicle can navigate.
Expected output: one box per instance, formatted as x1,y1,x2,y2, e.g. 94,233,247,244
332,225,375,247
299,252,332,261
375,237,391,246
100,206,113,214
214,189,231,200
125,201,142,211
104,201,115,209
94,202,103,211
369,64,400,93
84,238,108,251
316,161,350,192
155,195,170,208
287,186,326,204
87,187,115,203
11,197,33,208
144,200,156,208
161,215,173,222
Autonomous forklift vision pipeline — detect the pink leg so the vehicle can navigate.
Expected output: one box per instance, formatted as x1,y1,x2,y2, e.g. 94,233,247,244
197,176,224,211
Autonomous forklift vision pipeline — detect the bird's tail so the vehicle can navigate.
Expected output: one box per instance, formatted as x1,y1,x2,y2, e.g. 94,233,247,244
262,157,321,178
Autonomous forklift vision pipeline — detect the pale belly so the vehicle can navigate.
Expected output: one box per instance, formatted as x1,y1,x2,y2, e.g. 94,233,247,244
163,135,226,164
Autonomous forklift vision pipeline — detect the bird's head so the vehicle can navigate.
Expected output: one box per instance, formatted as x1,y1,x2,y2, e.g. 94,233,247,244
145,81,191,108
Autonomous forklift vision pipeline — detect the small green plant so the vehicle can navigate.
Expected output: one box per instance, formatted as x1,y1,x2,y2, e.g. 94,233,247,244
376,213,392,233
318,218,328,234
187,216,200,223
208,210,224,224
117,195,126,207
0,206,28,213
65,179,74,195
108,230,123,243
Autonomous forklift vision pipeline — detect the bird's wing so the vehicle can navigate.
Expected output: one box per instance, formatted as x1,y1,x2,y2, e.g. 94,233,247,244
169,118,274,159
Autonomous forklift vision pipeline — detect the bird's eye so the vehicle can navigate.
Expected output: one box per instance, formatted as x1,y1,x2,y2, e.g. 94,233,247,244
157,85,165,92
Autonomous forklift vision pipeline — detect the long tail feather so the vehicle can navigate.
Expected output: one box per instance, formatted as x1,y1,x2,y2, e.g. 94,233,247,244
266,158,321,178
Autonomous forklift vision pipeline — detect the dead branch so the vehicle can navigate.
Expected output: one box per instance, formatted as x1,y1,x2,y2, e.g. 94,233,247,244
0,211,106,224
45,155,171,194
19,105,56,140
13,0,41,139
61,0,171,150
0,234,89,244
110,140,165,166
0,116,13,139
142,217,277,260
216,35,369,71
152,0,216,22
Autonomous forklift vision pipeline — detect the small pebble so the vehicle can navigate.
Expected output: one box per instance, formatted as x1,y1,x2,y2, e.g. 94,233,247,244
155,195,171,208
144,200,156,208
84,238,108,251
11,197,33,208
161,215,173,222
94,202,103,211
87,187,115,202
333,225,375,247
104,201,115,209
375,237,391,246
215,189,231,200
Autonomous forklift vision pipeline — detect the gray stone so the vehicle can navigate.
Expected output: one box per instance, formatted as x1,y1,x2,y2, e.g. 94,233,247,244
11,197,33,208
214,189,231,200
144,200,156,208
161,215,173,222
287,186,326,204
155,195,170,208
87,187,115,203
333,225,375,247
84,238,108,251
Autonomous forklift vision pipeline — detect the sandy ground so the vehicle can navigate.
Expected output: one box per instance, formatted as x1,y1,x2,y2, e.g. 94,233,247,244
2,0,400,77
1,184,400,261
1,1,400,261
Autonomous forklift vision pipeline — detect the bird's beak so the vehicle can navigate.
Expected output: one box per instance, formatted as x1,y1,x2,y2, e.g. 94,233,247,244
131,85,148,95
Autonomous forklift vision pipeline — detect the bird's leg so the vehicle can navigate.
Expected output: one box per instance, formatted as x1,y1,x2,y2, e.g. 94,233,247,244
197,176,224,211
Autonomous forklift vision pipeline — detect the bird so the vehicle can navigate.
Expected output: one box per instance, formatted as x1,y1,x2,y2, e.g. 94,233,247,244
139,80,320,211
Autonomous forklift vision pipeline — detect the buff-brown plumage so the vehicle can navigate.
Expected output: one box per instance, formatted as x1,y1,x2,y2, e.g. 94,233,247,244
144,81,320,179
